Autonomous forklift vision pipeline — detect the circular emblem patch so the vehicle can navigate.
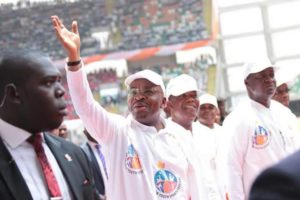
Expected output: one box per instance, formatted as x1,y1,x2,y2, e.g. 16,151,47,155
125,144,142,173
252,125,271,149
154,168,180,198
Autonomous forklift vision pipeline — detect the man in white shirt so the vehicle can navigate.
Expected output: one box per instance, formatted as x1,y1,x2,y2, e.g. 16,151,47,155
223,60,299,200
166,75,221,200
193,93,226,200
52,15,202,200
0,49,98,200
165,74,199,132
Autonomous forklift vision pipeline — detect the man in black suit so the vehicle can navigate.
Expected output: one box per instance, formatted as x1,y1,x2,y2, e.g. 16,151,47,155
0,49,98,200
249,149,300,200
81,129,107,200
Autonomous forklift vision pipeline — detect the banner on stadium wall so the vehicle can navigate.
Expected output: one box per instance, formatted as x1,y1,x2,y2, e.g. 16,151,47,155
84,59,128,77
82,39,213,64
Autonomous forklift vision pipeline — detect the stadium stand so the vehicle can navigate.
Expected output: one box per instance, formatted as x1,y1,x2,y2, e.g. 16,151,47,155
0,0,211,119
0,0,207,60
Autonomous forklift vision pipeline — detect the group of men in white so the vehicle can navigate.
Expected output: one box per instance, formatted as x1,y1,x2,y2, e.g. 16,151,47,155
52,15,300,200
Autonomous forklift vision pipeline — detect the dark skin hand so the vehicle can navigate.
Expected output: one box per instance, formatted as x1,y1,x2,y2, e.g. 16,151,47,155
51,15,81,70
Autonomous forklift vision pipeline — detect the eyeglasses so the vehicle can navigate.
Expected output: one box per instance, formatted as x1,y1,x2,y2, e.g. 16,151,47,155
128,86,162,98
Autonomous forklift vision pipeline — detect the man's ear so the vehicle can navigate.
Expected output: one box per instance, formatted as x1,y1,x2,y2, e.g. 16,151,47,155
244,79,248,87
165,98,174,110
5,84,21,104
161,97,167,109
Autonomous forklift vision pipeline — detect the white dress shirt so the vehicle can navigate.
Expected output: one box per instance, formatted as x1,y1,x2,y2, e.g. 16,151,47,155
0,119,72,200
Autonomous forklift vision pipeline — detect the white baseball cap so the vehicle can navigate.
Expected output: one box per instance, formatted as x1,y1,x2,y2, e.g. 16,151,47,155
166,74,199,99
275,67,298,87
243,59,276,80
124,69,165,95
276,72,289,87
199,93,218,108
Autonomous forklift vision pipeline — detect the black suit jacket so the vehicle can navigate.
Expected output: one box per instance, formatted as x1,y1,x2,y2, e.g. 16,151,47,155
249,149,300,200
81,142,105,196
0,132,98,200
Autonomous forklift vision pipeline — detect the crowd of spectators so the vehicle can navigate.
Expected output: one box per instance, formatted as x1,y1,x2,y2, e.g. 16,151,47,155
60,67,123,120
129,54,215,97
0,0,208,60
112,0,208,50
0,0,106,60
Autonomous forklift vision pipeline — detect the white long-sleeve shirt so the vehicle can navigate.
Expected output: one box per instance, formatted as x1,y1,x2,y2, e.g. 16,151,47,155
193,122,226,200
282,106,300,148
66,67,203,200
223,99,298,200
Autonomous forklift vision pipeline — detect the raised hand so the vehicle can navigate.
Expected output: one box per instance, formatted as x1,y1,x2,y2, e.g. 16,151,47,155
51,15,80,62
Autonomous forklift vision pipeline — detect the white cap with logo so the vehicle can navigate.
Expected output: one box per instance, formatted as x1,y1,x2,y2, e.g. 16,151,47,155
166,74,199,99
199,93,218,108
124,69,166,95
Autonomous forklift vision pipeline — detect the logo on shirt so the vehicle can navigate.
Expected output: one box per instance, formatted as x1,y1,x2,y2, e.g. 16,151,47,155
252,125,271,149
125,144,143,174
154,161,181,198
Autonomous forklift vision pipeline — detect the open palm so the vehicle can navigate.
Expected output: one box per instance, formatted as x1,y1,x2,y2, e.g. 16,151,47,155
51,15,80,59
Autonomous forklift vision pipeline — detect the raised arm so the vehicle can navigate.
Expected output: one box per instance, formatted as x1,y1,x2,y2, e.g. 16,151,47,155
51,15,119,143
51,15,81,71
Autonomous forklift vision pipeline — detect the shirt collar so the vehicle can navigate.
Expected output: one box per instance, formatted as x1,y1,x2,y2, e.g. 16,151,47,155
0,119,32,148
127,114,166,134
87,140,98,148
250,99,270,111
165,119,190,135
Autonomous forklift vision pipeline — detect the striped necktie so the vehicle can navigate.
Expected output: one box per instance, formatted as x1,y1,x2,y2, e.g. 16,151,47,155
95,144,108,179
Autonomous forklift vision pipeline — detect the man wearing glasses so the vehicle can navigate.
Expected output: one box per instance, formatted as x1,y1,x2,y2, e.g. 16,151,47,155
52,15,202,200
